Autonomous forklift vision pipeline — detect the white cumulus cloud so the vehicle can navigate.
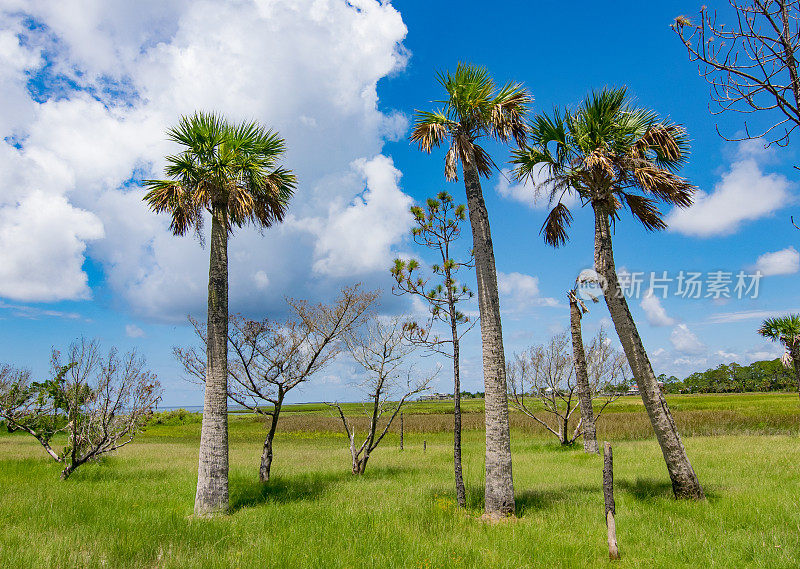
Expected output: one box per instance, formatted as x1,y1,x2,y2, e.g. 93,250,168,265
497,271,560,314
670,324,706,355
668,141,792,237
0,1,412,318
640,289,676,327
752,246,800,276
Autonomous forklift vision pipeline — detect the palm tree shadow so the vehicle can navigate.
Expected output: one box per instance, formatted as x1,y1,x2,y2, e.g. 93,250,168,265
229,471,348,512
442,483,598,516
617,477,718,502
617,478,674,501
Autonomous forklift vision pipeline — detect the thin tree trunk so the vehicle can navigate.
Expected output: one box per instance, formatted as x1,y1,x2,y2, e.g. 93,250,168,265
194,204,230,515
603,442,620,561
593,205,704,500
449,289,467,508
462,150,514,517
400,412,403,450
259,397,282,483
570,294,599,454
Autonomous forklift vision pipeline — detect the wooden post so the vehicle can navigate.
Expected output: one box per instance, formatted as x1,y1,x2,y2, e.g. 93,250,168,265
603,441,620,560
400,412,404,450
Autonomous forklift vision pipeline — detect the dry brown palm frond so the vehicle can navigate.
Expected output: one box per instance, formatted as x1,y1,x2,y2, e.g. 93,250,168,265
622,193,666,231
410,120,448,153
445,144,458,182
637,124,684,161
633,167,695,208
540,202,573,247
471,143,495,178
584,150,615,178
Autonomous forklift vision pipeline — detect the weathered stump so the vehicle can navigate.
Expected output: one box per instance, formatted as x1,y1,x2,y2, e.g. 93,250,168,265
603,441,620,560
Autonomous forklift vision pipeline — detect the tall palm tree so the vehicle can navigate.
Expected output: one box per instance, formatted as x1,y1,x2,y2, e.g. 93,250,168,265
144,112,295,514
758,315,800,400
411,63,529,517
512,88,705,500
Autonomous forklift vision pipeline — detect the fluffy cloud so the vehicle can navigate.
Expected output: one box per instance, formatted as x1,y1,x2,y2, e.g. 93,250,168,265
495,167,579,210
640,290,676,327
497,272,560,313
311,155,412,277
0,1,411,318
670,324,706,355
667,141,792,237
0,191,104,301
125,324,146,338
752,246,800,276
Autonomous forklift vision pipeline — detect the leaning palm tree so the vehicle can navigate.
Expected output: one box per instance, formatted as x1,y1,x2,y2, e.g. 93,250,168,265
144,112,295,514
512,88,704,500
758,315,800,400
411,63,529,517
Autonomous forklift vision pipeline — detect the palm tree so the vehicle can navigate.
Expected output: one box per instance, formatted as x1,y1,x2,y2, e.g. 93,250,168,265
411,63,529,517
512,88,704,500
758,315,800,400
144,112,295,514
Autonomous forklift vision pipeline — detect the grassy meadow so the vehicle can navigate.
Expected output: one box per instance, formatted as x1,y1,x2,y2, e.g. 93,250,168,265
1,393,799,568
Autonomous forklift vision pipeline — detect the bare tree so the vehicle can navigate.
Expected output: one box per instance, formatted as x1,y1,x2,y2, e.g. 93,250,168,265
328,317,434,475
176,284,378,482
0,338,161,479
673,1,800,147
508,330,627,446
391,191,475,508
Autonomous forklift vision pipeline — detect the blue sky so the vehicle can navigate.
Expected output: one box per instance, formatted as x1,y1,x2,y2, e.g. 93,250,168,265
0,0,797,406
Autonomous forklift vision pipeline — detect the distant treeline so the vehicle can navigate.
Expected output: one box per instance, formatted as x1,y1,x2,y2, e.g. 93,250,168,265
658,359,796,394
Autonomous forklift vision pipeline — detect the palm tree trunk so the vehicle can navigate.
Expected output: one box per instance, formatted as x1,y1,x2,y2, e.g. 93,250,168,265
449,289,467,508
194,204,230,515
462,150,514,517
570,295,599,454
593,205,704,499
790,347,800,402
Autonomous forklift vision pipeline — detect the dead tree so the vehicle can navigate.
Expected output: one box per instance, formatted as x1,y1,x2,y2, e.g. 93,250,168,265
568,288,599,453
328,317,434,475
391,190,475,507
176,284,378,482
674,1,800,147
604,441,620,561
0,338,161,479
509,330,626,445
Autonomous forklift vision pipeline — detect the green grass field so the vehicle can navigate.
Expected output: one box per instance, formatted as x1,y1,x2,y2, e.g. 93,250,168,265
1,393,799,568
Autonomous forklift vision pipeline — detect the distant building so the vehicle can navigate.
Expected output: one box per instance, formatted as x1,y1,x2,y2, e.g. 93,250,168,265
419,392,452,401
624,381,664,396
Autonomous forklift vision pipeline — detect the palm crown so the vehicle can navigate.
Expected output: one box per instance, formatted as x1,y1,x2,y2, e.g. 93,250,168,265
143,112,296,236
758,315,800,348
411,63,530,180
511,87,696,247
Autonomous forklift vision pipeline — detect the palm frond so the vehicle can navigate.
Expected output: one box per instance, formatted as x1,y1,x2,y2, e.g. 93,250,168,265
540,202,573,247
622,193,666,231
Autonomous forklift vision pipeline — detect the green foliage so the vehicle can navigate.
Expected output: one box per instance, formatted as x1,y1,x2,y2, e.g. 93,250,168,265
758,315,800,347
512,87,696,247
2,414,800,568
672,359,796,393
150,408,203,426
411,63,530,181
143,111,296,237
391,192,474,352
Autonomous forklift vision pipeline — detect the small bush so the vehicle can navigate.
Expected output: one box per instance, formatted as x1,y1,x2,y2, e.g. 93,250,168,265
151,409,203,426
